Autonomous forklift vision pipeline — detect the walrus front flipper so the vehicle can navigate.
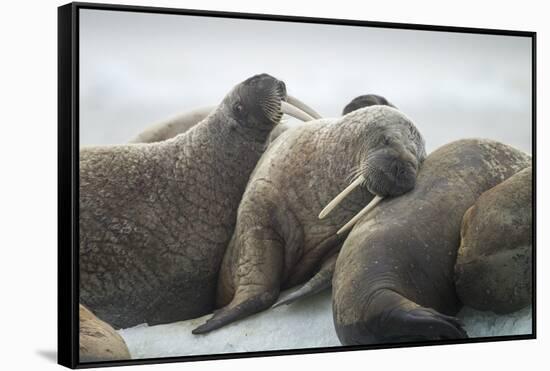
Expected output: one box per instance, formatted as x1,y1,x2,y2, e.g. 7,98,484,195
273,253,336,308
193,237,284,334
337,289,467,345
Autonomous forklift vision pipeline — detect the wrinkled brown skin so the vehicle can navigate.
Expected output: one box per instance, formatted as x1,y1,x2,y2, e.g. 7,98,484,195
455,166,532,313
333,139,531,345
129,106,213,143
79,304,131,363
80,74,286,329
192,105,426,334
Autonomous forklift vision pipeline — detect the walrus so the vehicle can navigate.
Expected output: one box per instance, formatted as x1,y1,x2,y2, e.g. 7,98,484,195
79,304,131,363
259,94,400,307
79,73,316,329
342,94,396,115
455,166,532,314
131,98,321,143
192,105,426,334
332,139,531,345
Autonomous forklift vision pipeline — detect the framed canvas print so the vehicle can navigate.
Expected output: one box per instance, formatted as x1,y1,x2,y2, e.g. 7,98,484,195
58,2,536,368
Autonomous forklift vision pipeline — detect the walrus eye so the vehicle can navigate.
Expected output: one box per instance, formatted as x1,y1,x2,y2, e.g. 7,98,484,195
233,102,246,116
383,136,391,145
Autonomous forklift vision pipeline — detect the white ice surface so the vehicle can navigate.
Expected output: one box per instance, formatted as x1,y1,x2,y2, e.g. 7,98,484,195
118,290,532,359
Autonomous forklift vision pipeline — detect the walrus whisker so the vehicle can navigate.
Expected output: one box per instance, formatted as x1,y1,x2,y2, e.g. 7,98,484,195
286,95,322,119
319,175,366,219
337,195,384,235
346,164,365,183
281,101,315,122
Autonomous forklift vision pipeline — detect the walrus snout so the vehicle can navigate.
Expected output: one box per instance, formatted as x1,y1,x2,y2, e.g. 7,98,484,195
319,147,420,235
238,74,320,125
244,74,287,103
360,148,418,197
385,158,418,196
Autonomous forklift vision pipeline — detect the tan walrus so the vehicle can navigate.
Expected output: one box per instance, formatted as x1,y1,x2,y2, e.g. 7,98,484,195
193,105,426,334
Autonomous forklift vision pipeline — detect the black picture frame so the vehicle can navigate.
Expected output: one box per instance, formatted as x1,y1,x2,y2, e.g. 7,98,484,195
58,2,537,369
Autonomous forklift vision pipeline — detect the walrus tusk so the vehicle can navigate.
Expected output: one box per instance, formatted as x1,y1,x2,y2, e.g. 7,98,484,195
337,195,384,235
319,175,366,219
281,101,315,122
286,95,322,120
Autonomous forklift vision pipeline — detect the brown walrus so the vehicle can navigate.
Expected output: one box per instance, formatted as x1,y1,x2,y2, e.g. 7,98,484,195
79,304,131,362
455,166,532,313
332,139,531,345
79,74,315,329
192,105,426,334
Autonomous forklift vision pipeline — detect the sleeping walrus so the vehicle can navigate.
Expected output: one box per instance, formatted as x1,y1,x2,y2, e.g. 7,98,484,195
193,105,426,334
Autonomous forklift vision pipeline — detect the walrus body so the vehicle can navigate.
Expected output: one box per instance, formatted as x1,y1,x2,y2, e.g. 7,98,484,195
192,105,426,334
79,305,131,363
455,166,532,313
129,106,213,143
333,139,531,345
79,74,312,328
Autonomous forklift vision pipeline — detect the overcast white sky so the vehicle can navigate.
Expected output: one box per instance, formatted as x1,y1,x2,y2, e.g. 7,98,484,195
79,9,532,153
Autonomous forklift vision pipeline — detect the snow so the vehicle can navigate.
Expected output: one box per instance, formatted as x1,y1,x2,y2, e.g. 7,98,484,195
458,305,532,338
118,290,532,359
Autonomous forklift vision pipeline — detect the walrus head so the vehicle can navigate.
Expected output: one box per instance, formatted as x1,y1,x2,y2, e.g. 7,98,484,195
319,106,426,234
222,73,321,137
342,94,396,115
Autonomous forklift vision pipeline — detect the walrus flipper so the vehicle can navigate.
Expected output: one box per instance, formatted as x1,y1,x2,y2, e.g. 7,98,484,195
273,253,336,308
338,289,467,345
193,237,283,334
371,290,467,343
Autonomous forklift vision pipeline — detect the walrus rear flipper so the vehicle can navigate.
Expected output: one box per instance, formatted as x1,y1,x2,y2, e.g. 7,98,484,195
193,236,283,334
337,289,467,345
273,253,336,308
